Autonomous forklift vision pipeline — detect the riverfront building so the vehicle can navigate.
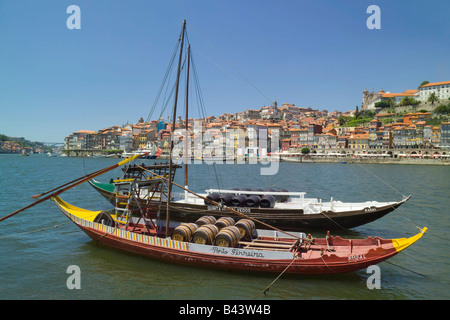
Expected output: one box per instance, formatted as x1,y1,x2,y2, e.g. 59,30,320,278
63,78,450,157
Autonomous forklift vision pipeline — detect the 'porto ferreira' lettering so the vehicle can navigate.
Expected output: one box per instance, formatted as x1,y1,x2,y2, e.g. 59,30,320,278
212,246,264,258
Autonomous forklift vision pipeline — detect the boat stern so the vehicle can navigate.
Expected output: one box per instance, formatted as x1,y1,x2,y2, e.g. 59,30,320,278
52,196,101,222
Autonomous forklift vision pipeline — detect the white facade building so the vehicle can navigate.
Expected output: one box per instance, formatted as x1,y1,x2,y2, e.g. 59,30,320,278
418,81,450,102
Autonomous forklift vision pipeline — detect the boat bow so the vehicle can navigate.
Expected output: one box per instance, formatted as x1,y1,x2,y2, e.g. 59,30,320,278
392,227,428,253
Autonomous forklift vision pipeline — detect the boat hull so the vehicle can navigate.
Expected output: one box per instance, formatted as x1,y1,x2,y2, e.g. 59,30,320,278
53,196,425,276
78,225,399,275
89,180,408,231
161,201,403,231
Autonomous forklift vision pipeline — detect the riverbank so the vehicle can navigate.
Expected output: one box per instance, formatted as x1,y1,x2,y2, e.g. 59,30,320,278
160,154,450,165
282,157,450,165
41,152,450,165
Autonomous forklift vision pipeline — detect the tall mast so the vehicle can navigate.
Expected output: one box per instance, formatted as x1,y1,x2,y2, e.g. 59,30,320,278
184,44,190,200
166,20,186,237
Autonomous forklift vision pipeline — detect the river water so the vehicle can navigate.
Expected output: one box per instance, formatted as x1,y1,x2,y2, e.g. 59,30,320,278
0,154,448,300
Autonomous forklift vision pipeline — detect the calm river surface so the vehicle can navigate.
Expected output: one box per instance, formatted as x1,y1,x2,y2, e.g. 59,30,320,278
0,154,448,300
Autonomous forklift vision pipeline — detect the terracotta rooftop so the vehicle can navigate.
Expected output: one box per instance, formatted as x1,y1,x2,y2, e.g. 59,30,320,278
419,80,450,88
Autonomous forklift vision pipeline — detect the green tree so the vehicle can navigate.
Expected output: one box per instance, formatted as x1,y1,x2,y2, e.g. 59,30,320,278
355,105,360,119
419,81,430,88
400,97,420,106
338,116,349,126
361,110,376,117
301,147,310,155
428,93,438,106
375,101,390,109
435,104,450,115
386,98,396,108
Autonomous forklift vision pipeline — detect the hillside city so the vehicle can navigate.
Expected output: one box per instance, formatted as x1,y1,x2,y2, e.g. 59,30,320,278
2,80,449,158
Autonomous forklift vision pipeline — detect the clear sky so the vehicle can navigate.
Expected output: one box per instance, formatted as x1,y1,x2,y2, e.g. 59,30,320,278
0,0,449,142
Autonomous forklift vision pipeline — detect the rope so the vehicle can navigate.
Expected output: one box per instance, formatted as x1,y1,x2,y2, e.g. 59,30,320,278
0,222,70,239
355,163,407,198
252,255,298,299
337,162,421,231
383,260,428,278
319,211,352,232
187,24,273,104
320,251,334,273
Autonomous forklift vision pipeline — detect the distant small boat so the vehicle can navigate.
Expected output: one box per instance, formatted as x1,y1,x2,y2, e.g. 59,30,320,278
121,142,161,159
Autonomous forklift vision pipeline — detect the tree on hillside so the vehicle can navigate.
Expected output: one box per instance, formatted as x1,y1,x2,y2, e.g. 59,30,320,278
435,104,450,115
338,115,349,126
375,101,390,109
419,81,429,88
428,93,438,106
386,98,396,108
400,97,420,106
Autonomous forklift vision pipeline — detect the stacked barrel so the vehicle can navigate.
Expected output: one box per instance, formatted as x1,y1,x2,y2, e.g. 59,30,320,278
204,188,290,209
171,215,256,248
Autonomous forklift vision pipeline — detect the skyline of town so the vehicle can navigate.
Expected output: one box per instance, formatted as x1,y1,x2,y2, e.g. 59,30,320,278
58,78,449,158
2,78,449,156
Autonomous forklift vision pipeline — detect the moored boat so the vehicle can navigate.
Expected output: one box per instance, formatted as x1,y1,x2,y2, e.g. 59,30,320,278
52,196,426,275
89,165,410,232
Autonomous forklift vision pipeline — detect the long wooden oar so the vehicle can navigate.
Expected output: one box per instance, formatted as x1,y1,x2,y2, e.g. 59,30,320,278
0,153,147,222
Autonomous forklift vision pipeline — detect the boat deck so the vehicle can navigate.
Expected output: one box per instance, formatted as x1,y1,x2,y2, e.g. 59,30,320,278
171,192,398,213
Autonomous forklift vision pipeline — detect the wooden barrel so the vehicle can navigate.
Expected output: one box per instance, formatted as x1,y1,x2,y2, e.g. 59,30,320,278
260,195,276,208
171,223,198,242
204,192,220,205
231,195,247,207
219,193,233,206
245,195,261,207
215,226,242,247
195,215,216,226
192,224,219,245
215,217,235,230
235,219,256,240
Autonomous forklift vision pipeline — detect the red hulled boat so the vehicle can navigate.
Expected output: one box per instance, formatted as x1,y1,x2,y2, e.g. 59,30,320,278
52,196,426,275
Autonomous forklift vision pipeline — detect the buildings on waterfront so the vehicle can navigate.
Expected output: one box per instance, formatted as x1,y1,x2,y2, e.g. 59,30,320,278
363,80,450,110
63,80,450,157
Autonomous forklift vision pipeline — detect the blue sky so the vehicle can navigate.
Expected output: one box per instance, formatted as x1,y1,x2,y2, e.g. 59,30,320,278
0,0,449,142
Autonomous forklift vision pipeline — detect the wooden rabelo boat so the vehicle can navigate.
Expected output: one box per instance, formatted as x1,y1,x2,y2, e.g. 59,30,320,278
88,162,410,232
53,179,427,275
